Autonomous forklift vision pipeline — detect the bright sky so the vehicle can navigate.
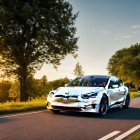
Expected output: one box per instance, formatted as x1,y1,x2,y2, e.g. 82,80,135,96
35,0,140,81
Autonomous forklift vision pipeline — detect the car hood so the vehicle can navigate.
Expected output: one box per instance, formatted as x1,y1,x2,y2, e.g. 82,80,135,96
55,87,104,96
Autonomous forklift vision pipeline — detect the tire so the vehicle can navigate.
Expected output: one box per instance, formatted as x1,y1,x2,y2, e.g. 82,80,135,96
99,96,108,116
123,93,130,108
50,109,60,113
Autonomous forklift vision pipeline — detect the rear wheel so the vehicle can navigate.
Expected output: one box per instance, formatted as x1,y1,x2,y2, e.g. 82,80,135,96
99,96,108,116
123,93,130,108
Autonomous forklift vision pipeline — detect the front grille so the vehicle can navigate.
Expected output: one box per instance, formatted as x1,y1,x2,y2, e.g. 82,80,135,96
52,106,81,111
55,95,78,98
55,95,65,97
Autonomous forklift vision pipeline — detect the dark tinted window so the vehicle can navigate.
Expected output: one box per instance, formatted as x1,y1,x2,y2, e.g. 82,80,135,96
109,77,123,88
68,77,82,86
109,80,117,88
118,79,123,86
67,76,109,87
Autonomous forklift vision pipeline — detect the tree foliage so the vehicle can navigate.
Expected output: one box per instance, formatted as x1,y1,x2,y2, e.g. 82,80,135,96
0,0,78,101
8,76,70,102
9,81,20,101
107,43,140,90
74,62,84,77
0,81,11,103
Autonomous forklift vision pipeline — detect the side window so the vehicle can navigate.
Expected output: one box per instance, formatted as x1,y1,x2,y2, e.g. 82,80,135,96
109,77,119,89
109,80,113,88
118,79,123,87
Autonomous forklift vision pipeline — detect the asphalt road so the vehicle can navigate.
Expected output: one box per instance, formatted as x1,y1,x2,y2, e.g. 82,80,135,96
0,97,140,140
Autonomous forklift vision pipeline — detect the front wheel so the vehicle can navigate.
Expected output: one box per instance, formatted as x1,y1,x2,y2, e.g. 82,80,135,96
99,96,108,116
123,93,130,108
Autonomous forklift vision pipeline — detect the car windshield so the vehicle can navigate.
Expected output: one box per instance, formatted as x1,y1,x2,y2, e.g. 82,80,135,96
67,76,109,87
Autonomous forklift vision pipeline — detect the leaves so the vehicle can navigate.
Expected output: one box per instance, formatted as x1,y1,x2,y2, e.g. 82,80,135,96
0,0,78,100
107,43,140,89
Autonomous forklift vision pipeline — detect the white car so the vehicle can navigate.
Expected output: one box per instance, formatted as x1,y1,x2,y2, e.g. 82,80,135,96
47,75,130,115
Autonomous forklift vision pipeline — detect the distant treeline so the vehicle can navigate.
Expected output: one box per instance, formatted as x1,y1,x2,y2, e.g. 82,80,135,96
0,76,70,103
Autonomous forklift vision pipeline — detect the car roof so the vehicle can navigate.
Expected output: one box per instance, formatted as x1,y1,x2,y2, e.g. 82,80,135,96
81,75,111,79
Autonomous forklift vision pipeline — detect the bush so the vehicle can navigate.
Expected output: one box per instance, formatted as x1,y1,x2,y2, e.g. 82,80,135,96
1,76,71,103
0,81,11,103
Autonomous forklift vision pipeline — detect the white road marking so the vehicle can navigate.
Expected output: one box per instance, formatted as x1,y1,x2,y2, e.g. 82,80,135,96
0,110,46,119
98,131,121,140
114,124,140,140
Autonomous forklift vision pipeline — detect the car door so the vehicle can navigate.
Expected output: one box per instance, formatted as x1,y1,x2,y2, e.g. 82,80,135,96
118,79,126,103
108,77,121,106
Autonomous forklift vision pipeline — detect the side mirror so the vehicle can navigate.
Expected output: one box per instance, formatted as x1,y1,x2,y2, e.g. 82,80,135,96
49,91,55,98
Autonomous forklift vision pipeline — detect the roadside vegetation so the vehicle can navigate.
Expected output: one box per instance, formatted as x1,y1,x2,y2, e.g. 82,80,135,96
0,98,46,114
0,77,70,114
130,91,140,99
0,77,70,103
129,131,140,140
107,43,140,91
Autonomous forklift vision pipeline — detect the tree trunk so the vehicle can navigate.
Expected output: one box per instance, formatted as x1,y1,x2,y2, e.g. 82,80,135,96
19,69,29,101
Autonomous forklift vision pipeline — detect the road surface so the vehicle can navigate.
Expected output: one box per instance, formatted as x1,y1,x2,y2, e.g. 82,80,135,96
0,97,140,140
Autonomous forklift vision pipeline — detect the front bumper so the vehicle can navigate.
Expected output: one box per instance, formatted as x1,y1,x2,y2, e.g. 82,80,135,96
47,99,100,113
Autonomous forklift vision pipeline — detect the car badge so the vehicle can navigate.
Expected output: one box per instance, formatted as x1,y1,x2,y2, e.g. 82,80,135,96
65,91,69,95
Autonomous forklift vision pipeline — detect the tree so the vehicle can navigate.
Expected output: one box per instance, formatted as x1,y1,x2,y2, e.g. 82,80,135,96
9,81,20,101
0,0,78,101
0,81,11,103
41,75,47,86
107,43,140,90
74,62,84,77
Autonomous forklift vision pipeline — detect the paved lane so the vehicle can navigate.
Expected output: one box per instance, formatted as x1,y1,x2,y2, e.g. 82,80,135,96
0,97,140,140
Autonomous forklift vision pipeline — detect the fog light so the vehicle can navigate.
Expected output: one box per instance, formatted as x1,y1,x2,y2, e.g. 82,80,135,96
95,104,99,108
92,104,98,109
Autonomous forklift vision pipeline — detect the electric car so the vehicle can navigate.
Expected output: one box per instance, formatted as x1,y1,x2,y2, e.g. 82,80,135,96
47,75,130,115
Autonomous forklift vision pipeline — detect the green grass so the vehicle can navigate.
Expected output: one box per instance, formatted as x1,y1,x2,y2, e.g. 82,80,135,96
129,131,140,140
0,99,46,114
130,91,140,99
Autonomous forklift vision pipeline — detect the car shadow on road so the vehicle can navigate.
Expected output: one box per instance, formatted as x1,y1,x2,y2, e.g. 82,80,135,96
52,107,140,120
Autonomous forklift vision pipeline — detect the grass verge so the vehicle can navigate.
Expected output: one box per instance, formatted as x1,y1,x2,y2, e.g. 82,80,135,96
129,131,140,140
130,91,140,99
0,99,46,114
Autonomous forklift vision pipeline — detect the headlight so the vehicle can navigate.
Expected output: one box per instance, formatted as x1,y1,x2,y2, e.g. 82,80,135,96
81,91,98,99
49,91,55,98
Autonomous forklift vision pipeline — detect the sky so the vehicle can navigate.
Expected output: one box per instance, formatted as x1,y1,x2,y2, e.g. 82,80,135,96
35,0,140,81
